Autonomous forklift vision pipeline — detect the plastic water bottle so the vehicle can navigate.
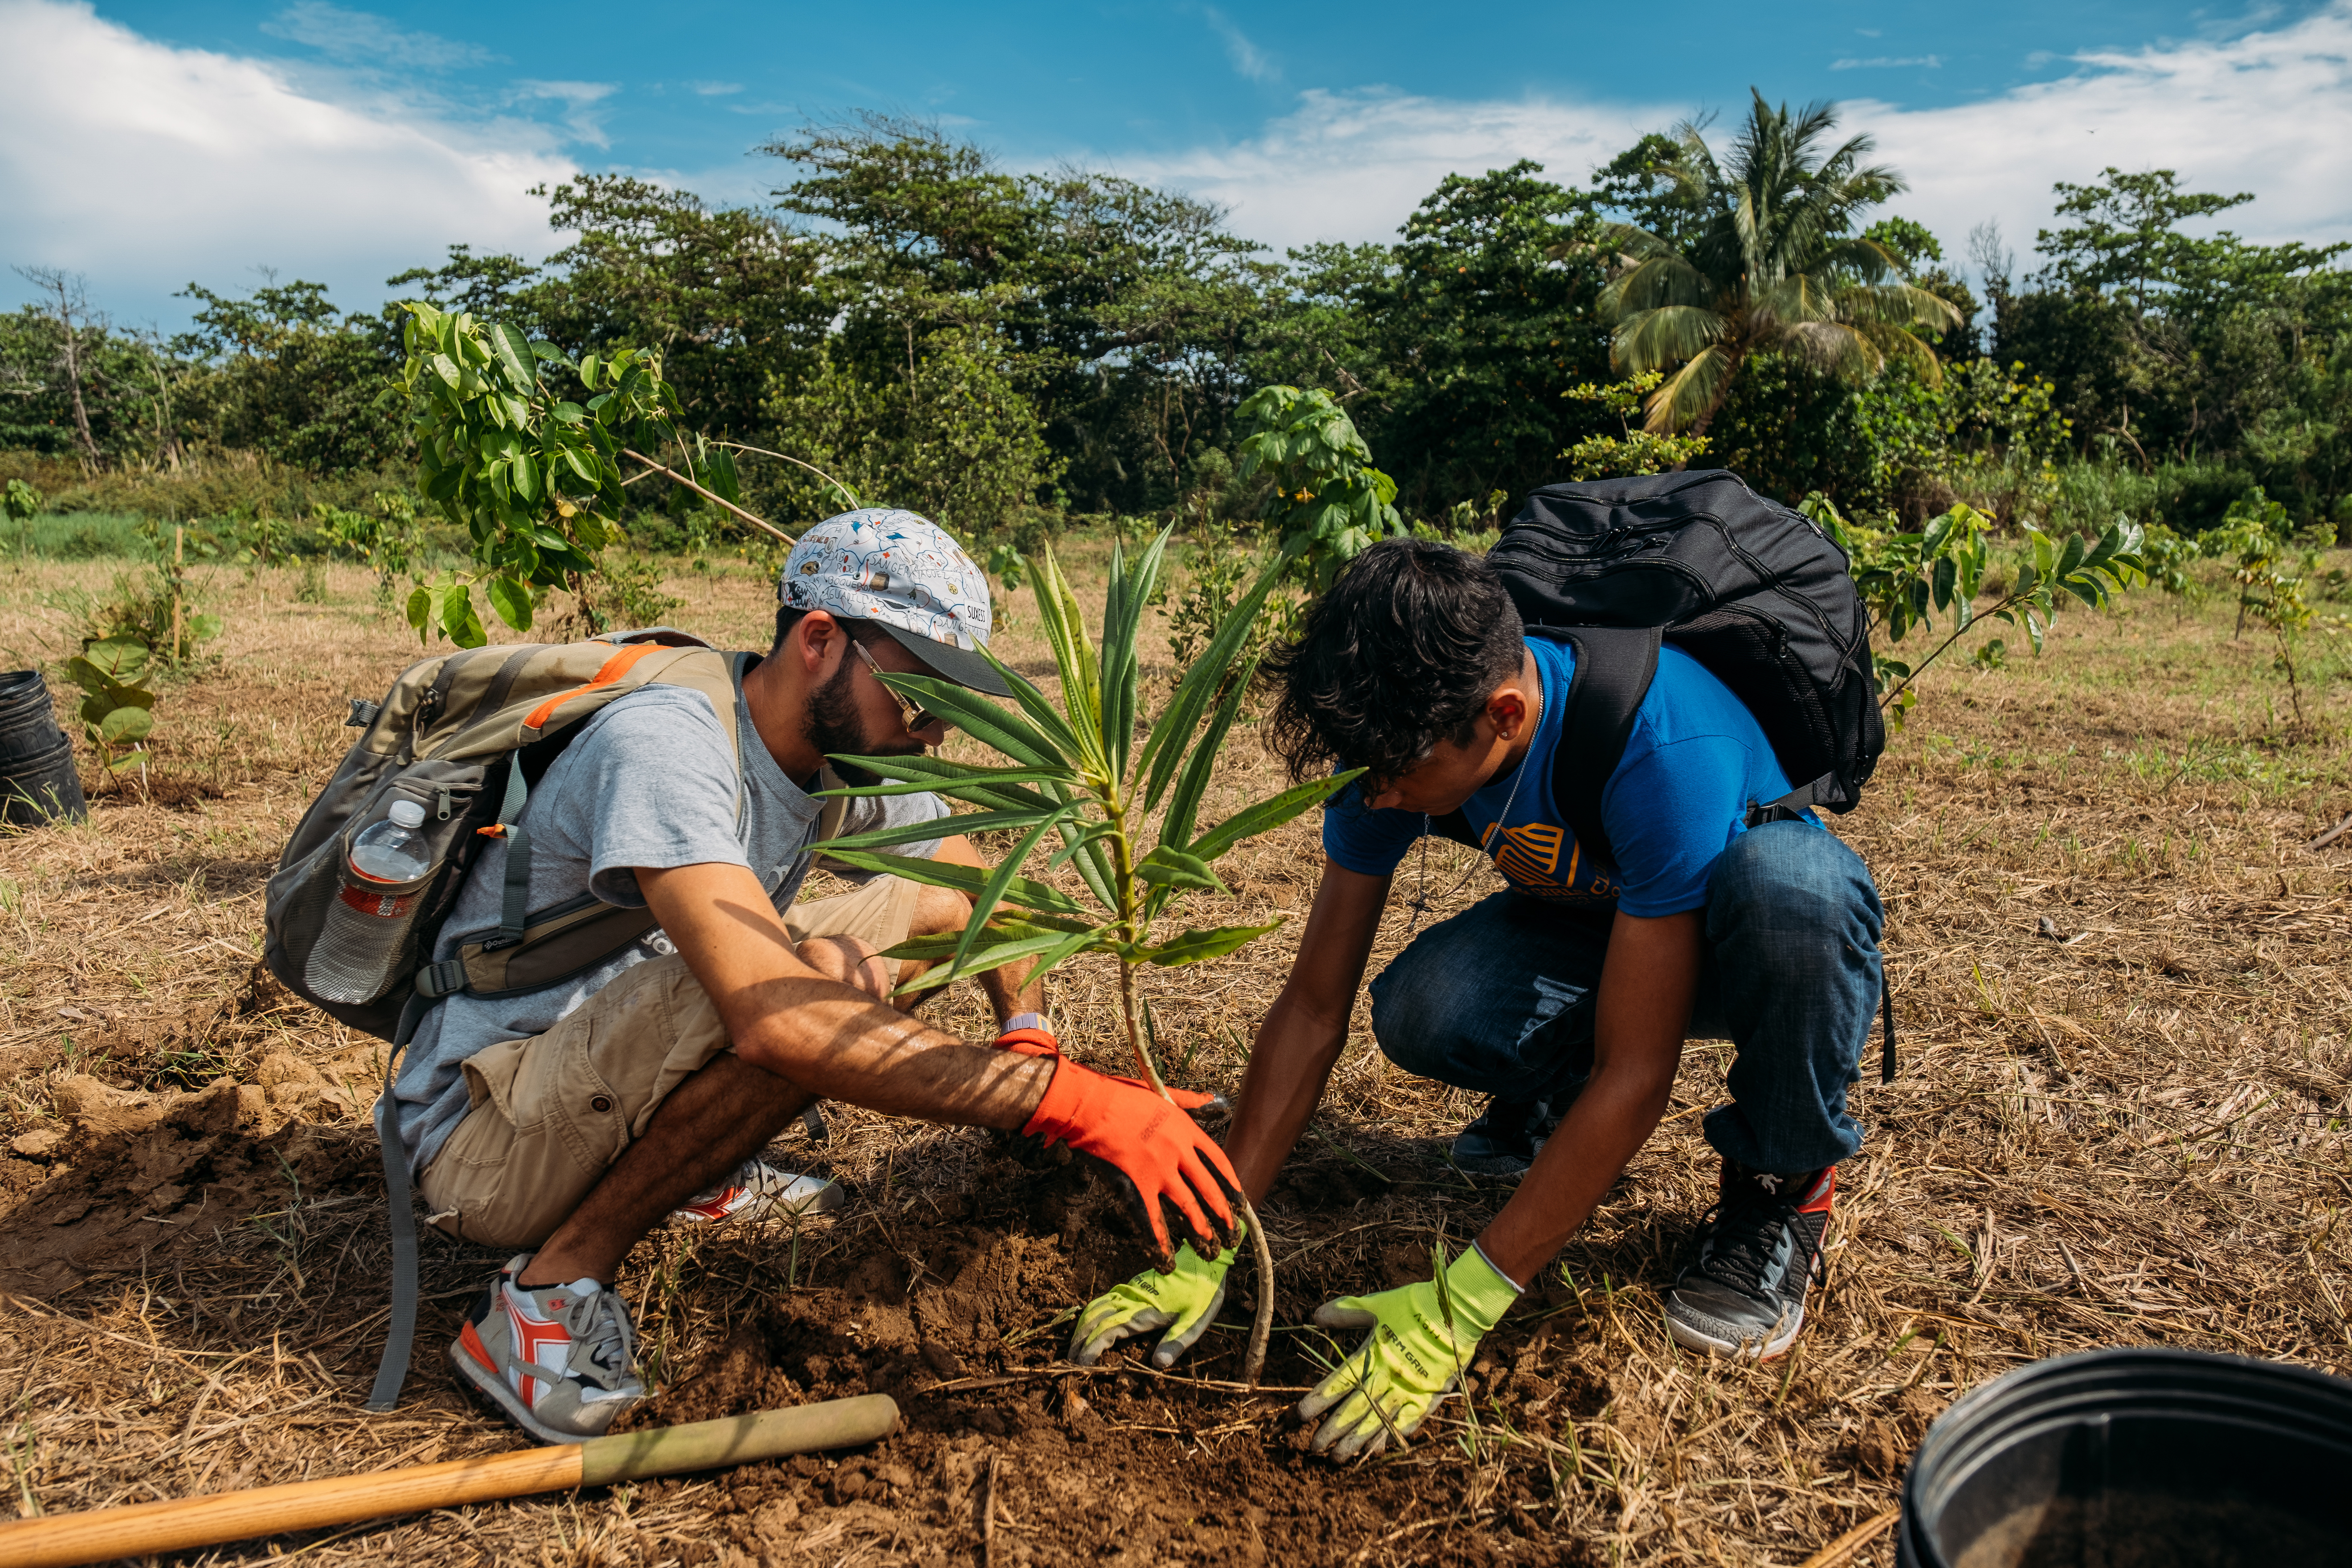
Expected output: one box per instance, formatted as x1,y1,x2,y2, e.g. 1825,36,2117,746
306,799,436,1004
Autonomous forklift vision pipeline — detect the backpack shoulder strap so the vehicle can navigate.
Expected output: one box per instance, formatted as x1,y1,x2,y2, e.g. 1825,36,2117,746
1538,625,1662,871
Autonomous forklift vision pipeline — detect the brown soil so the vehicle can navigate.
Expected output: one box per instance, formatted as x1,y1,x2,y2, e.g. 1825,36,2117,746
2,551,2348,1566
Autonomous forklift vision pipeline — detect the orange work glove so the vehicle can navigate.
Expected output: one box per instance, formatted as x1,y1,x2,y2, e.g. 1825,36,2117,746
994,1021,1218,1111
1022,1056,1240,1261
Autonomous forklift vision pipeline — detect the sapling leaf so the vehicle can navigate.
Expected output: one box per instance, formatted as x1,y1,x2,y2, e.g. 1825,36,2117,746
819,804,1066,852
1189,771,1365,863
811,848,1089,916
1136,846,1227,893
99,706,153,745
1142,922,1286,966
885,925,1101,996
967,645,1093,766
1138,555,1284,810
864,672,1070,768
1157,662,1255,859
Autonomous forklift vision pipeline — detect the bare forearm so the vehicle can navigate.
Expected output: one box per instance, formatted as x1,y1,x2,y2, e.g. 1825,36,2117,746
729,983,1052,1128
1225,994,1348,1203
641,860,1052,1131
1475,1057,1677,1285
1478,906,1701,1286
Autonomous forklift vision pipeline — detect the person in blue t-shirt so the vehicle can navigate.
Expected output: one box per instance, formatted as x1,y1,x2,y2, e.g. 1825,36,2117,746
1067,539,1886,1460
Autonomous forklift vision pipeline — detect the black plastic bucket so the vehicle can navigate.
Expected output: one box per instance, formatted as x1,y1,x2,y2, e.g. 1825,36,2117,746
1900,1348,2352,1568
0,674,86,825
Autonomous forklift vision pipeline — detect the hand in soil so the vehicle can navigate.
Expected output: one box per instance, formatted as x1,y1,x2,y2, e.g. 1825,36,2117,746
1069,1219,1245,1368
1297,1245,1520,1460
1021,1054,1240,1260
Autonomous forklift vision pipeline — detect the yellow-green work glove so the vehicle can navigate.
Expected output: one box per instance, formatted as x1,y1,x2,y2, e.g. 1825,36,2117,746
1296,1243,1522,1459
1068,1218,1245,1369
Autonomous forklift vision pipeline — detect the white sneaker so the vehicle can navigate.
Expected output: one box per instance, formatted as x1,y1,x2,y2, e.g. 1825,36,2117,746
668,1158,845,1226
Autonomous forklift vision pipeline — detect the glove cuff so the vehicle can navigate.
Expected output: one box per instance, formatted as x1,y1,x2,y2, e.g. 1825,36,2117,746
1020,1054,1098,1143
1443,1243,1523,1339
996,1025,1061,1060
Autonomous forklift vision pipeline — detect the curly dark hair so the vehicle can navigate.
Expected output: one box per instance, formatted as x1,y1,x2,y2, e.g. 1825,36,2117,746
1265,539,1526,787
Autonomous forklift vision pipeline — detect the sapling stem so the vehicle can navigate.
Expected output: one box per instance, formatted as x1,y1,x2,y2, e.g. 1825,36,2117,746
1120,960,1274,1388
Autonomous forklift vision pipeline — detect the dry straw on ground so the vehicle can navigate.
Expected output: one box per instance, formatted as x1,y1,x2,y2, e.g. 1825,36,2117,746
1,543,2348,1566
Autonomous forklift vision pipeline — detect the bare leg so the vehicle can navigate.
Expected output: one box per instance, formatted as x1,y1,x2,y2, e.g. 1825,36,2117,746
518,935,883,1288
893,882,1043,1025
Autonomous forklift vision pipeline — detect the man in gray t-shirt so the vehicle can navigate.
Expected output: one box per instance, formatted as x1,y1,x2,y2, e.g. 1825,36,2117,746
433,510,1240,1446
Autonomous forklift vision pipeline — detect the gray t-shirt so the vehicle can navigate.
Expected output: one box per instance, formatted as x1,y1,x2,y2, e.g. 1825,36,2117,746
391,670,944,1173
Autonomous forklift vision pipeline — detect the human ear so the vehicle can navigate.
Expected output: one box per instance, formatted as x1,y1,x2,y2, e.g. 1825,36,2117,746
1486,686,1529,742
796,611,842,674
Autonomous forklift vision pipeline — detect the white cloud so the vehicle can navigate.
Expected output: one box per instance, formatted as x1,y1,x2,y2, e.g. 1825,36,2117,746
687,80,744,97
1857,6,2352,272
1831,55,1941,70
1202,8,1278,85
1128,4,2352,271
1121,88,1665,252
260,1,493,70
516,78,619,147
0,0,573,321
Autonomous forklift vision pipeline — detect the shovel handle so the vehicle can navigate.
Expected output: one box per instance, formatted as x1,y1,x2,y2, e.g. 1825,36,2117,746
0,1396,899,1568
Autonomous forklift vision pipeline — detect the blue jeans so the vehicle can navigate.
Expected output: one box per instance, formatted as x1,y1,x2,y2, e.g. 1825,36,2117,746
1367,822,1884,1173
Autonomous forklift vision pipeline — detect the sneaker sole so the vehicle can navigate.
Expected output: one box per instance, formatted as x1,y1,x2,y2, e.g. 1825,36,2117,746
1666,1301,1806,1362
1451,1153,1535,1178
668,1176,847,1227
447,1337,629,1446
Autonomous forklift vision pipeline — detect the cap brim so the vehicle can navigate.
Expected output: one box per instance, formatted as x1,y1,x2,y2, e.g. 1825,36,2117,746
874,622,1015,698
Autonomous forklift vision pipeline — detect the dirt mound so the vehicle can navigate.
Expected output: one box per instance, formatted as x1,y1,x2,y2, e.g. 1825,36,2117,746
0,1061,378,1298
598,1156,1615,1568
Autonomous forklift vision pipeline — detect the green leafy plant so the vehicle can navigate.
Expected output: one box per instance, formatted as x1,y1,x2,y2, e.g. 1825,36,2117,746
1807,495,2147,727
2,479,39,555
811,532,1356,1387
315,493,420,608
1560,372,1713,478
388,302,789,648
2209,490,2342,725
65,637,156,783
1165,516,1280,687
1234,385,1404,594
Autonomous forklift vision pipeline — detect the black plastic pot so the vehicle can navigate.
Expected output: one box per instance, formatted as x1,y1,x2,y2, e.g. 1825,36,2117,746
0,673,86,825
0,668,57,739
1900,1347,2352,1568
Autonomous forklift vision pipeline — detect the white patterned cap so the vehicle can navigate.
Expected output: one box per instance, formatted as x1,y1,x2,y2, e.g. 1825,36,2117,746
776,508,1010,697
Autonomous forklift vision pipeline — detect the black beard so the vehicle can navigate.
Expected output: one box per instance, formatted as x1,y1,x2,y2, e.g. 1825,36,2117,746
804,656,922,786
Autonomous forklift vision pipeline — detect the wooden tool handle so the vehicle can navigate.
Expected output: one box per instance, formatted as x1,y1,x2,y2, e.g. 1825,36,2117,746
0,1448,585,1568
0,1395,900,1568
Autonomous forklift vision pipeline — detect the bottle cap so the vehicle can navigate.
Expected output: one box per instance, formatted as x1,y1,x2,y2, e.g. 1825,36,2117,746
386,799,426,828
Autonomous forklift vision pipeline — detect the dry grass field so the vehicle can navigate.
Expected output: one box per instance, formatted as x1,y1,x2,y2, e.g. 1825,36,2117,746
0,537,2348,1567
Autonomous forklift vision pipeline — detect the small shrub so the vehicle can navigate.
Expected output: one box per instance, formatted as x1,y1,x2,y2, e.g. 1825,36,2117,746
65,638,157,782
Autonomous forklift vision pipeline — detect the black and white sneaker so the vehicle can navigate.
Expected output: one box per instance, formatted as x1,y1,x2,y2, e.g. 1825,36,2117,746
1665,1162,1835,1360
1450,1091,1570,1177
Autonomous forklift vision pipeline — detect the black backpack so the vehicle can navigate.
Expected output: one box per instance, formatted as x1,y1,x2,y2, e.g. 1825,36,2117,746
1485,468,1881,852
1482,470,1893,1075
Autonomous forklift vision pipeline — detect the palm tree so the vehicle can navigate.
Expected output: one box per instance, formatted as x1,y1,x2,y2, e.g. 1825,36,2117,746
1601,91,1962,436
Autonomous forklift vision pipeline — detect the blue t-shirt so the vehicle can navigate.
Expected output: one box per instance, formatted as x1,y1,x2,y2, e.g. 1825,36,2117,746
1321,637,1817,918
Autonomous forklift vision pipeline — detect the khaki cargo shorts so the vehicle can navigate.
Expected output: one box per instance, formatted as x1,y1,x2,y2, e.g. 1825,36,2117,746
416,874,920,1250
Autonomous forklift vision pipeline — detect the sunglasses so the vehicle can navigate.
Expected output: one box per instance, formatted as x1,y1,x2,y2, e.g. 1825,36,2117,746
849,639,942,732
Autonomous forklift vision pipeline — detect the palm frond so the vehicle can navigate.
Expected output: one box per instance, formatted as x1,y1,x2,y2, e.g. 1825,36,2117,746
1611,305,1729,375
1642,344,1739,433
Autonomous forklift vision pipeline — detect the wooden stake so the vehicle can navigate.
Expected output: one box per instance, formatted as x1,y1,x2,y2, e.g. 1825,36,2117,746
172,524,184,662
0,1396,898,1568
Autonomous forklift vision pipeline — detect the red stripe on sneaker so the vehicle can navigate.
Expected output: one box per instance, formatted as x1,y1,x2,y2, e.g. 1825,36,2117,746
1798,1168,1836,1214
457,1319,499,1376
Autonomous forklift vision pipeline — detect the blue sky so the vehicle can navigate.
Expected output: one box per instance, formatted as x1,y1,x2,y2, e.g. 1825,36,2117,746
6,0,2351,327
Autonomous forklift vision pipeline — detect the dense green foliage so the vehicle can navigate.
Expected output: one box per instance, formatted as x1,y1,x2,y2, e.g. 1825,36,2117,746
6,100,2347,550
